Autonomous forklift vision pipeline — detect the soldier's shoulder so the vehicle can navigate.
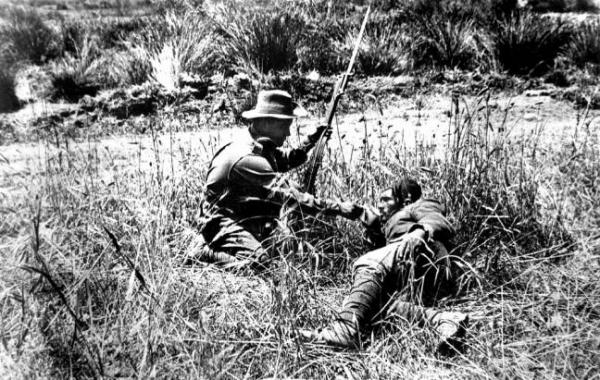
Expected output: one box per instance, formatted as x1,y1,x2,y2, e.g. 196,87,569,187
216,138,261,157
412,198,447,213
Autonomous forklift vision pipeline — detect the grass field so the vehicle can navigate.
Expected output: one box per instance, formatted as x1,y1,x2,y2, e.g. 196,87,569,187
1,89,599,378
1,0,600,379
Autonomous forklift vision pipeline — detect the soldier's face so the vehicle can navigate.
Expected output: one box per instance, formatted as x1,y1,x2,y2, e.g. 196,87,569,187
377,189,398,222
256,118,292,146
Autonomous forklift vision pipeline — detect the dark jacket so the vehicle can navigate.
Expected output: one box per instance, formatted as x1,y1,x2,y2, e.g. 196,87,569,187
201,131,348,240
360,199,455,248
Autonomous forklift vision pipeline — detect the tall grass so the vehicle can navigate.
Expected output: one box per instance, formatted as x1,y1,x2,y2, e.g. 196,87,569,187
50,36,103,101
124,10,220,88
2,92,597,377
295,17,348,74
346,14,411,75
568,20,600,68
409,13,493,70
494,11,573,76
0,6,63,65
213,3,305,75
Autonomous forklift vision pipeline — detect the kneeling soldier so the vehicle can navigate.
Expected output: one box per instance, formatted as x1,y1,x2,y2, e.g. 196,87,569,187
187,90,362,270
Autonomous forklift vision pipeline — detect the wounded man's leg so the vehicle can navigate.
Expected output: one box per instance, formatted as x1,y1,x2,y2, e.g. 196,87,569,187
300,246,397,348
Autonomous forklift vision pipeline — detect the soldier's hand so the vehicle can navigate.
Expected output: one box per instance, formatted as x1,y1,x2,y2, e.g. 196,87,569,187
307,124,332,145
338,202,364,220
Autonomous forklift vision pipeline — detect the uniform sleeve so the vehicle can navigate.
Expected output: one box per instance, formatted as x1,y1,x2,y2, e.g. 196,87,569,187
409,200,456,242
273,145,309,172
230,154,278,188
230,154,349,217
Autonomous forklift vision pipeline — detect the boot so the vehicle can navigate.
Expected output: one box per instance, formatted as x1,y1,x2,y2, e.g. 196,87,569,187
301,269,384,349
184,243,241,267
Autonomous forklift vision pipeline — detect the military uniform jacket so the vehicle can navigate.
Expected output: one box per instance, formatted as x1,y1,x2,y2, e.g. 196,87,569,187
202,131,344,236
360,199,456,248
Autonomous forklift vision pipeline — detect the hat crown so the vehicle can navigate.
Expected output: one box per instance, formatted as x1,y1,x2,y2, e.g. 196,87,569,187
241,89,306,120
254,90,294,116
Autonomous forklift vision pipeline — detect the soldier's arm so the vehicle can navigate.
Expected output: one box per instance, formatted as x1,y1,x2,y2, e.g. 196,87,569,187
273,147,309,171
409,200,456,242
231,155,361,219
274,125,330,171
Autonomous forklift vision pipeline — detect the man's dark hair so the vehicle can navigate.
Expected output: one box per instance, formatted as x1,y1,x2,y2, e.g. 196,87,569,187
392,178,422,204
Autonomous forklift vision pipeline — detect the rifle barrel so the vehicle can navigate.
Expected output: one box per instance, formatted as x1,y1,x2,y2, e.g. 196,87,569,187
344,5,371,81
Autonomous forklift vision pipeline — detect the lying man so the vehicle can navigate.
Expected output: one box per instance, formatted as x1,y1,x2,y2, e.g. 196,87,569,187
187,90,362,270
302,178,468,350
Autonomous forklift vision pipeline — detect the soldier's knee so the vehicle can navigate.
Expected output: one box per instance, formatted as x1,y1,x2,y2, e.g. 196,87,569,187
353,254,373,271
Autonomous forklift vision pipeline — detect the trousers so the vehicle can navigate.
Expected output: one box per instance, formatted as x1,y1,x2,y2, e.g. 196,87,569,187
338,235,453,329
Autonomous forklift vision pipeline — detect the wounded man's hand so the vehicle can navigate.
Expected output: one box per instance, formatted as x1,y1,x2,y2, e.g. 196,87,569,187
337,202,364,220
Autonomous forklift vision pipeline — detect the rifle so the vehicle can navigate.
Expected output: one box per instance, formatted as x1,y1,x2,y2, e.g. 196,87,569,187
302,5,371,195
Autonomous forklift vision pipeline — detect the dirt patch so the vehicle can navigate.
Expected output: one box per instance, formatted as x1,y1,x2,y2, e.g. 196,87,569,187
1,72,598,146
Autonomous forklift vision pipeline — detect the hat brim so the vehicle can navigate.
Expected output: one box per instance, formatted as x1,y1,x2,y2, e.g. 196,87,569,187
241,103,308,120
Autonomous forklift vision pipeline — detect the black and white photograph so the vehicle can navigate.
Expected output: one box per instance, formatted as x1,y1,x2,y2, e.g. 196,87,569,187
0,0,599,378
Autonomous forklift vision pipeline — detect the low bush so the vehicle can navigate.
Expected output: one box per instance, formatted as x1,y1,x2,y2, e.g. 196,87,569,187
213,4,305,75
344,15,411,75
0,6,63,65
568,20,600,68
49,36,103,102
408,12,493,70
494,11,573,76
124,10,220,88
97,16,153,49
296,18,348,74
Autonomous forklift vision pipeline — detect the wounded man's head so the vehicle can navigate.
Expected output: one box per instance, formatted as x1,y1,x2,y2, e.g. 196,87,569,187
378,178,422,222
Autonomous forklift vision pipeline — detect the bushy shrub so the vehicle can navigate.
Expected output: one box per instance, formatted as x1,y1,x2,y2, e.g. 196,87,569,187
340,14,411,75
49,36,102,101
0,6,63,65
59,19,88,56
124,10,221,88
494,11,573,76
296,18,348,74
408,12,493,70
213,4,305,74
97,16,153,49
568,20,600,68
